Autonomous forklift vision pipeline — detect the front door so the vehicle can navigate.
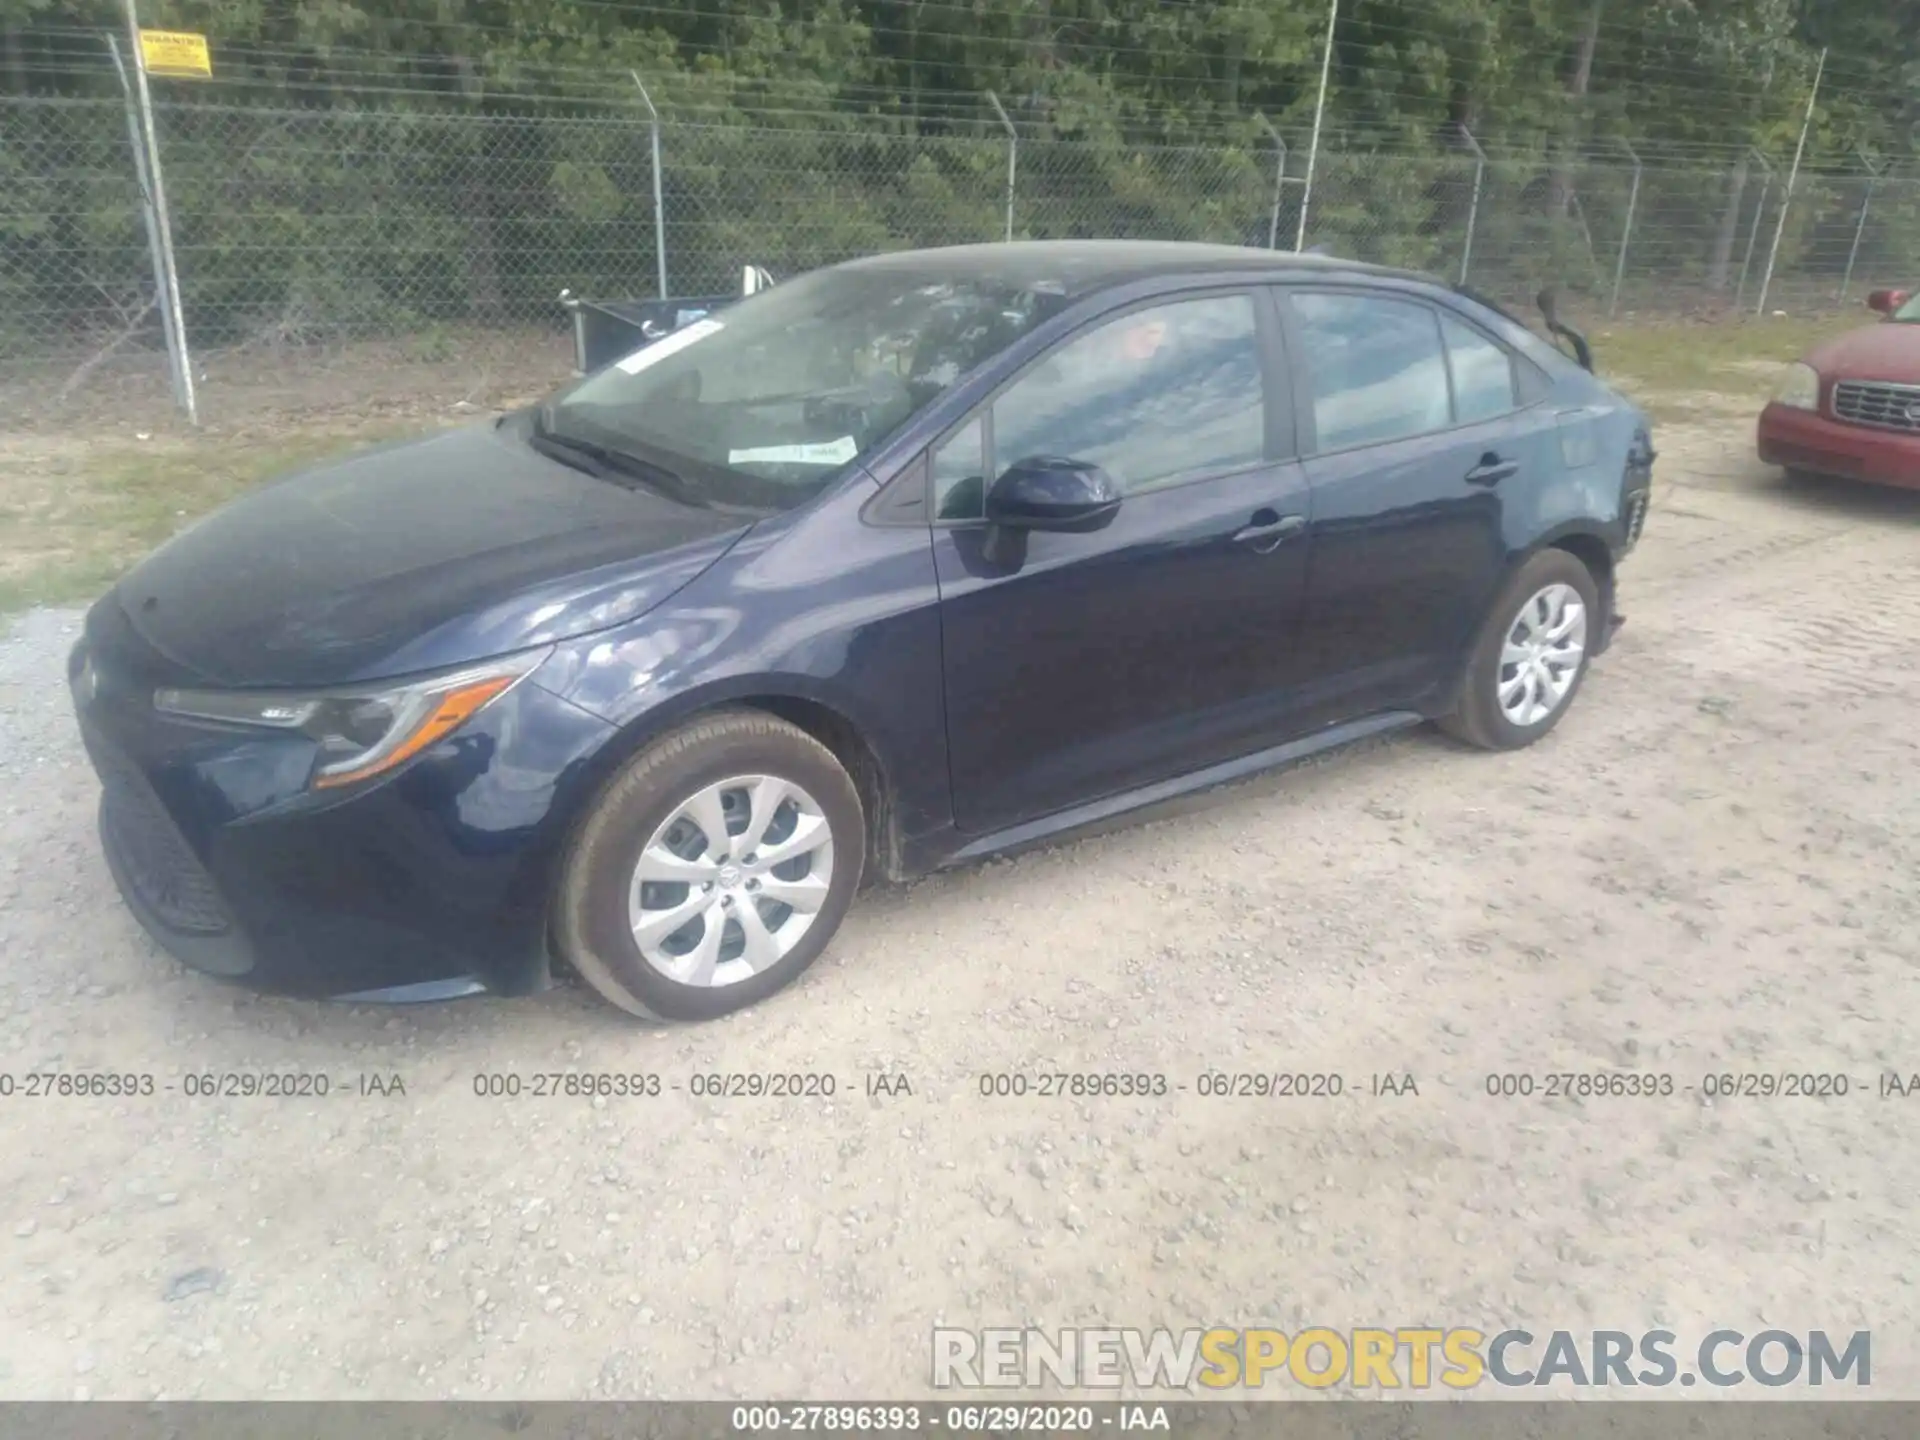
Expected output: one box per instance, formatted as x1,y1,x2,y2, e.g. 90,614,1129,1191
931,290,1314,837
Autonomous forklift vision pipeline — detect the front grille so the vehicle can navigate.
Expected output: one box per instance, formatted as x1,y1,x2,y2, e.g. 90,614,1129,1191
88,737,231,937
1833,380,1920,433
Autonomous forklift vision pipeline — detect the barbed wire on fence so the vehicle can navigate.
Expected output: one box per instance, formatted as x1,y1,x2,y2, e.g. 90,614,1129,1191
3,35,1916,422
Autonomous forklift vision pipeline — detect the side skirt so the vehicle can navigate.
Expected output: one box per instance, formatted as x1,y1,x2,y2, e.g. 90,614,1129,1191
938,710,1425,869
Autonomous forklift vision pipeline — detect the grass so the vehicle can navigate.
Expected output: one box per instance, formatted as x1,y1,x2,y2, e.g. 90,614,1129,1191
1588,313,1864,423
0,428,411,614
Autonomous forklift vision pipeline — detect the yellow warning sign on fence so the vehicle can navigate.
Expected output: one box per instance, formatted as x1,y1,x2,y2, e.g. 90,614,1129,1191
138,29,212,78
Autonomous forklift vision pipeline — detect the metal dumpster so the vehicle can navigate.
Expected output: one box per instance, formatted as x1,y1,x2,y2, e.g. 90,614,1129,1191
559,266,774,376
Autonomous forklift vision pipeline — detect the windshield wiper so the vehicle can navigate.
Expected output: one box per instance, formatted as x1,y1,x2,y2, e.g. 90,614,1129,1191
529,406,706,507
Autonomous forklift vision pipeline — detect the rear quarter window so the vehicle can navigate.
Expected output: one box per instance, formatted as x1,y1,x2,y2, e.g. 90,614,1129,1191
1447,293,1568,392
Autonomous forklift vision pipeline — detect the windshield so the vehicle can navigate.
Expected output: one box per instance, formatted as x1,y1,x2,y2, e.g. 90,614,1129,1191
546,266,1070,513
1894,292,1920,323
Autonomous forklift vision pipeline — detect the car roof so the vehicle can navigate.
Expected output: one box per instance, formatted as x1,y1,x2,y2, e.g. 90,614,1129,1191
831,240,1428,298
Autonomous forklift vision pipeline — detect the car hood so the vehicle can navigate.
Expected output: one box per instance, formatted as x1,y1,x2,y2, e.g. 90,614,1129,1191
114,419,751,687
1807,322,1920,383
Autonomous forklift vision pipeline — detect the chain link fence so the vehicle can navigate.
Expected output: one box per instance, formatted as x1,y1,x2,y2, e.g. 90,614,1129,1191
658,124,1009,295
1,95,155,373
149,100,670,346
4,47,1919,428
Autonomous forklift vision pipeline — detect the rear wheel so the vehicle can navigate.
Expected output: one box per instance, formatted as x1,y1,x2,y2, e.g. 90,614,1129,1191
1440,549,1600,751
555,711,865,1022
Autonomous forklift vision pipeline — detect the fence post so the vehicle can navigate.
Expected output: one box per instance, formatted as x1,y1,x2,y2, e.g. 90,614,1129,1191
630,72,668,299
1458,125,1487,285
1608,138,1641,319
1838,153,1884,306
986,91,1016,242
1296,0,1338,251
1734,148,1773,311
117,0,196,425
1757,46,1827,318
104,31,185,414
1255,113,1287,250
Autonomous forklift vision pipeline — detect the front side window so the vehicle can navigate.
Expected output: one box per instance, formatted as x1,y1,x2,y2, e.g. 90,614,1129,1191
547,266,1069,514
989,294,1266,500
1292,292,1452,452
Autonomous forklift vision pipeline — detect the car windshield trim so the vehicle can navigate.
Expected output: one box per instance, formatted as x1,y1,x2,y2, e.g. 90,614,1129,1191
529,408,688,498
531,406,776,516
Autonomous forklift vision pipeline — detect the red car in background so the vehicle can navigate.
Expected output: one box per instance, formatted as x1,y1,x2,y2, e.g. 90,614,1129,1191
1757,287,1920,490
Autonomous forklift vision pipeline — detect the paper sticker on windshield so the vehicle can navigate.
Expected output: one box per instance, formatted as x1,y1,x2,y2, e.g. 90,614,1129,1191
613,317,724,374
727,437,859,467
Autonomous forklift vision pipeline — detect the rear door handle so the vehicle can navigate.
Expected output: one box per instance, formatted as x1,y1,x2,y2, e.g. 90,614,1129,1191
1233,510,1307,553
1466,454,1519,486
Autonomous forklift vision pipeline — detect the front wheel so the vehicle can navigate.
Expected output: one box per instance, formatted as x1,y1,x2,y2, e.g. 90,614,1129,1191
555,711,865,1022
1439,549,1600,751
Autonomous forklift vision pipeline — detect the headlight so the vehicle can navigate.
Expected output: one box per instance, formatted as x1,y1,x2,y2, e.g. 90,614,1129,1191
155,646,551,790
1772,362,1820,410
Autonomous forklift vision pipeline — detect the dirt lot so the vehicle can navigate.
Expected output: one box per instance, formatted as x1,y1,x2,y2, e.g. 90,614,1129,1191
4,391,1920,1398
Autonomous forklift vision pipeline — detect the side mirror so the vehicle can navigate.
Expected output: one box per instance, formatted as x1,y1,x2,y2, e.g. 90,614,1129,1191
1867,288,1909,316
984,456,1122,534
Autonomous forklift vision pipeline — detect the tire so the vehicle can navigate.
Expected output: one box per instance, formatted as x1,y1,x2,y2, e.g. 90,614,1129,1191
1439,548,1601,752
555,710,865,1022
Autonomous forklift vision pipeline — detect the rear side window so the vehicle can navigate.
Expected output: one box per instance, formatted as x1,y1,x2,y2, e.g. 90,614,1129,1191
1439,312,1517,422
1291,292,1451,451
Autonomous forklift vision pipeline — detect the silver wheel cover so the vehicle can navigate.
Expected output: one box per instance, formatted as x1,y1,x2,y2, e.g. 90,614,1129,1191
1497,582,1587,727
627,774,835,987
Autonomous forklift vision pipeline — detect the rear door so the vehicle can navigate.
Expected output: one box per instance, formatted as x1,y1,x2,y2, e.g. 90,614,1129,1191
931,287,1315,837
1279,286,1556,724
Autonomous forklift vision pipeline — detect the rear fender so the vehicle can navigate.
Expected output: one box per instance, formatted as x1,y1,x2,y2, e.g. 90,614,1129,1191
1436,525,1618,716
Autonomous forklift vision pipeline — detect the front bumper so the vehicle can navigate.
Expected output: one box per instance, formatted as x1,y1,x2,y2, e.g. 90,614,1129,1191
70,600,618,1001
1757,403,1920,490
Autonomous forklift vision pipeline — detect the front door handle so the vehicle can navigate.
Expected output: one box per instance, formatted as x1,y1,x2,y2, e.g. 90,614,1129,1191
1233,510,1307,554
1466,453,1519,486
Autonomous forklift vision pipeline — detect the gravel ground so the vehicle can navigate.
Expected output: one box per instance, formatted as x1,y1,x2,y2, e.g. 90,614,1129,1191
2,415,1919,1401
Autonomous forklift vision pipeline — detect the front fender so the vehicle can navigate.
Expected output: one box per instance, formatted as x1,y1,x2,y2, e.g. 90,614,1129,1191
530,483,954,872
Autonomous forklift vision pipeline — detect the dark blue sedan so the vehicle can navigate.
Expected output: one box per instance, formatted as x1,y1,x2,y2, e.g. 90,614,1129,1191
69,241,1655,1021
